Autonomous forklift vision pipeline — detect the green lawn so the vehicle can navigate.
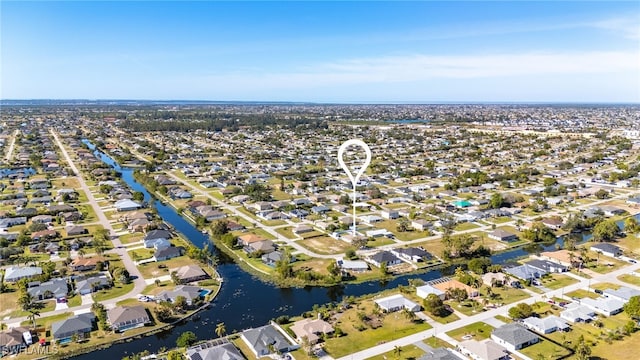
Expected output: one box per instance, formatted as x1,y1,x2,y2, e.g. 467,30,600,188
21,311,72,329
137,255,201,278
92,282,134,302
423,336,453,349
448,299,485,316
454,222,480,231
323,302,432,358
366,344,425,360
479,286,531,305
565,289,599,299
427,310,460,324
298,237,352,255
519,338,571,360
446,322,494,341
618,274,640,287
541,273,578,290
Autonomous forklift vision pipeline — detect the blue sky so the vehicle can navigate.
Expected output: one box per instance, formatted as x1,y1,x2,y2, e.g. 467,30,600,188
1,1,639,102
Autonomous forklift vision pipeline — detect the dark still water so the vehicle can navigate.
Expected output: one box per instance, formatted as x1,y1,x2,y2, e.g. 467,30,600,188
74,140,614,359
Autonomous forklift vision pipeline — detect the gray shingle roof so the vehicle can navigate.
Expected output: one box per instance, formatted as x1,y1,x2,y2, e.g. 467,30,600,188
492,323,538,347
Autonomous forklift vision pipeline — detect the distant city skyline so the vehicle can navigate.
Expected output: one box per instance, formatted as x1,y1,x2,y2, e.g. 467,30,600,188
2,1,639,103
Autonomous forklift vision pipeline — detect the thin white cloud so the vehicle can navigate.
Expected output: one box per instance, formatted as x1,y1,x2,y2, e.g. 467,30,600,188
199,51,640,90
591,16,640,39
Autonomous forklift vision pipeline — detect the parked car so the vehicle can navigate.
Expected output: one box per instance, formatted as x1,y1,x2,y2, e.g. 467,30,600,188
595,289,603,294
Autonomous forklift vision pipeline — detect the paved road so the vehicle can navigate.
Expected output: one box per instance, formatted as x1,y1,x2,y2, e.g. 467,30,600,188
4,129,19,161
335,261,640,360
4,131,151,327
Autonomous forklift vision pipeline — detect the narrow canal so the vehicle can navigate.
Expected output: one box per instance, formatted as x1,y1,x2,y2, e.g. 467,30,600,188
74,141,632,359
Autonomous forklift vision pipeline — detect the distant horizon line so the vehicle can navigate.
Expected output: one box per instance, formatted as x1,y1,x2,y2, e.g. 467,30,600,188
1,99,639,106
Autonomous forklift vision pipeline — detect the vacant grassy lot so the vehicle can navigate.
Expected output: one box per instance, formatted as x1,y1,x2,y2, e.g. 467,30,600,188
565,289,599,299
366,344,425,360
323,301,432,358
446,322,494,341
375,220,430,241
92,282,134,302
428,310,460,324
540,273,579,290
293,258,334,276
479,285,531,306
137,255,197,278
618,274,640,287
298,236,352,255
519,338,571,359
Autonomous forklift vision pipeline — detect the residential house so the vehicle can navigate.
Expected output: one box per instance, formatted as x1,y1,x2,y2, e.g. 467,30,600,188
487,229,518,242
374,294,421,312
241,324,299,357
261,251,294,266
540,218,563,230
381,209,399,219
433,279,480,298
504,264,546,282
143,238,171,250
237,233,267,247
185,342,245,360
65,225,87,236
31,229,58,241
69,257,102,272
156,285,202,305
603,286,640,302
76,275,111,295
27,278,68,300
293,224,313,234
560,304,596,323
173,265,209,283
245,240,276,255
481,272,518,288
367,251,402,267
144,229,172,241
491,323,539,352
540,250,582,268
0,327,31,353
336,258,369,273
417,348,462,360
581,297,624,316
114,199,142,212
107,305,151,332
522,315,570,334
416,284,446,300
411,219,431,231
290,318,334,344
458,339,510,360
153,247,183,261
31,215,53,224
525,259,567,273
3,266,42,282
590,243,622,258
391,247,433,262
51,313,95,343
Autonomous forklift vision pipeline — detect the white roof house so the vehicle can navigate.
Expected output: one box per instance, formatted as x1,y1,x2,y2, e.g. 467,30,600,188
374,294,421,313
580,297,624,316
416,284,446,300
560,304,596,323
522,315,570,334
458,339,510,360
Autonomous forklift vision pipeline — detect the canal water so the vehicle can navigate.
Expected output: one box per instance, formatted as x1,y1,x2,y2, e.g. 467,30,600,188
75,141,632,359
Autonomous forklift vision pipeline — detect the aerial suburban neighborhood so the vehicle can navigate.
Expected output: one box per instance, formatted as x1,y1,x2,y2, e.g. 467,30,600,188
0,103,639,360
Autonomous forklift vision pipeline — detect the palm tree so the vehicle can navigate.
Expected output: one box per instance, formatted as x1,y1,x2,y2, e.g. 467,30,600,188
27,309,40,330
77,249,85,259
403,308,416,322
215,322,226,338
393,345,402,360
